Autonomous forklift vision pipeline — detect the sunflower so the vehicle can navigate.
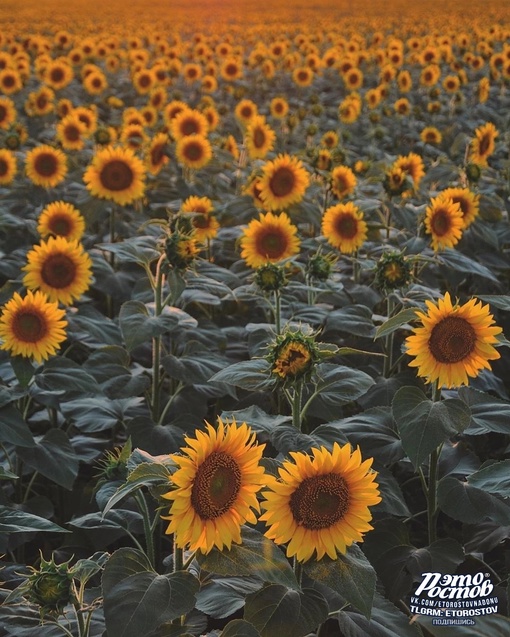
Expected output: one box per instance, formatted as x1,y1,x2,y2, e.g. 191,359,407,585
321,130,339,149
397,69,412,92
220,57,243,81
394,98,411,116
343,67,363,90
182,195,219,242
82,70,108,95
182,63,202,84
175,134,212,171
44,60,73,90
240,211,300,268
0,148,17,185
234,99,258,126
338,94,361,124
330,165,356,199
120,123,148,151
146,133,169,175
270,97,289,119
56,114,87,151
420,126,442,145
292,66,314,87
260,443,381,562
25,145,68,189
0,96,16,129
322,202,367,254
469,122,498,167
438,187,479,229
23,237,93,306
37,201,86,242
394,152,425,190
0,290,67,364
0,68,23,94
442,74,460,93
72,106,98,136
83,145,146,206
406,292,502,389
424,196,464,251
258,154,310,211
132,68,156,95
170,108,209,140
245,116,276,160
162,418,266,554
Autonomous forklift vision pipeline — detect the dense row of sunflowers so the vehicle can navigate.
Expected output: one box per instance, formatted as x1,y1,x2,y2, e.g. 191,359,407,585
0,1,509,636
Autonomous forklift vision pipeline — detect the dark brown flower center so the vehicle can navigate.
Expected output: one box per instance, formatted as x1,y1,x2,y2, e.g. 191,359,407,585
65,124,80,141
428,316,476,363
12,310,47,342
34,153,58,177
191,451,241,519
253,127,266,149
334,213,358,239
0,104,7,121
290,473,350,530
478,133,492,156
41,253,77,288
225,63,237,76
48,214,72,237
269,166,295,198
100,159,134,191
431,208,451,236
51,68,64,83
2,74,15,88
180,118,200,136
256,227,288,258
193,214,209,229
150,143,165,166
183,141,204,162
0,158,8,176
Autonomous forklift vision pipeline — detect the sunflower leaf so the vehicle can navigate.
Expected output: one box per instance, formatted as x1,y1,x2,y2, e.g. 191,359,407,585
374,307,418,340
437,476,510,525
0,505,69,533
303,545,376,619
210,359,273,391
221,619,261,637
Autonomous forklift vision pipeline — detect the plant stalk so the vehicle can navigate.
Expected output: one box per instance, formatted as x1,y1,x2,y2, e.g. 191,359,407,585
134,490,155,568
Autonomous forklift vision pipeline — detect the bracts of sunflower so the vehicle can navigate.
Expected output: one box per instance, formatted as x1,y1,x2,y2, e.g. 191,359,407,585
164,212,200,272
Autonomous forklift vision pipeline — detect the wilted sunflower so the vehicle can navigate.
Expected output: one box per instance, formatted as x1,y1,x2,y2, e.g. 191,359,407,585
175,134,212,170
0,148,17,185
37,201,86,242
268,329,320,382
330,165,357,199
240,211,300,268
439,187,479,229
0,290,67,363
469,122,498,167
406,292,502,388
258,154,310,211
260,443,381,562
83,145,146,206
162,418,266,554
245,116,276,160
322,202,367,254
23,237,93,306
25,145,68,189
424,196,463,251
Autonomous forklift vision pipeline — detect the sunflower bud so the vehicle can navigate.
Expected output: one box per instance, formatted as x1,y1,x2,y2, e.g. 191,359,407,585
465,162,481,183
26,555,75,618
94,126,112,145
306,123,318,136
95,440,131,486
165,232,198,271
311,104,323,116
267,328,322,385
374,251,412,291
254,262,287,292
383,167,411,196
306,251,336,281
4,132,20,150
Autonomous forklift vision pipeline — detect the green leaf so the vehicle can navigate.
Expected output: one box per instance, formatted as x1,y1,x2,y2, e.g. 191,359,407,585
477,295,510,311
162,352,227,385
61,396,143,432
97,236,160,266
437,248,498,282
69,304,122,346
221,405,291,435
0,505,68,533
303,545,376,619
119,301,197,351
210,359,273,391
0,403,35,447
103,461,175,516
308,363,375,412
222,619,261,637
102,548,199,637
374,308,418,340
392,387,471,469
243,585,301,637
127,416,185,455
71,552,110,584
458,387,510,435
10,356,35,388
467,460,510,498
325,305,375,338
0,466,18,480
35,357,101,395
195,576,263,619
437,476,510,525
197,526,299,590
17,429,79,490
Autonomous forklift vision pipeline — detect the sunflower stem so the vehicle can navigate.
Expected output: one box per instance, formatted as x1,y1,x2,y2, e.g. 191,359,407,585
151,255,165,421
292,383,303,431
274,289,282,334
134,490,155,568
383,295,395,377
427,383,442,545
352,251,360,284
173,543,184,572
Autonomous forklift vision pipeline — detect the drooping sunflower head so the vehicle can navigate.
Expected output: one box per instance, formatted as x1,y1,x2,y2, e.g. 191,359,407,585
405,292,502,389
181,196,218,242
37,201,86,242
258,154,310,212
393,152,425,189
0,290,67,363
23,237,93,306
374,251,412,291
83,145,146,206
306,250,337,282
240,211,300,269
164,228,199,271
260,443,381,562
145,132,170,175
254,262,288,292
424,195,464,252
25,145,68,189
162,418,266,554
322,201,368,254
267,328,321,384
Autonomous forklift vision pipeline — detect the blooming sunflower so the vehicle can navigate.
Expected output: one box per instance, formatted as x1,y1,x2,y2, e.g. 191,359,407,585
0,148,17,185
175,134,212,171
170,108,209,140
83,145,146,206
240,211,300,268
25,145,68,189
37,201,86,242
424,196,463,251
162,418,266,554
330,165,357,199
234,99,258,126
245,116,276,160
405,292,502,388
182,195,219,242
394,152,425,190
439,187,479,229
420,126,442,145
270,97,289,119
322,202,367,254
0,96,16,129
0,290,67,363
260,443,381,562
258,154,310,212
23,237,93,306
145,133,169,175
56,114,87,151
469,122,498,167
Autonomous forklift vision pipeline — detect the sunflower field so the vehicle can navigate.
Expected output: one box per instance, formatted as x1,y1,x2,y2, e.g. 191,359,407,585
0,0,510,635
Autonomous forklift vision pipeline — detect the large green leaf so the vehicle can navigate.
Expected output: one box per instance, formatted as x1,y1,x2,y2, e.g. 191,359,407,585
222,619,261,637
392,387,471,468
437,476,510,525
210,359,273,391
119,301,197,351
197,526,299,590
16,429,79,490
458,387,510,435
437,248,498,282
303,545,376,619
374,308,418,340
97,236,160,266
325,305,375,338
307,363,375,413
61,396,143,432
195,576,263,619
34,357,101,395
0,403,35,447
102,548,199,637
162,352,227,385
467,460,510,498
0,505,68,533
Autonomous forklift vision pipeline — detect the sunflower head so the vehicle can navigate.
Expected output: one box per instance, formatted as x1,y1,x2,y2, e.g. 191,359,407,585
465,162,482,183
164,227,198,271
374,251,412,291
254,262,288,292
383,166,411,197
95,439,132,488
240,211,300,269
267,327,322,385
306,250,336,281
26,554,75,618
